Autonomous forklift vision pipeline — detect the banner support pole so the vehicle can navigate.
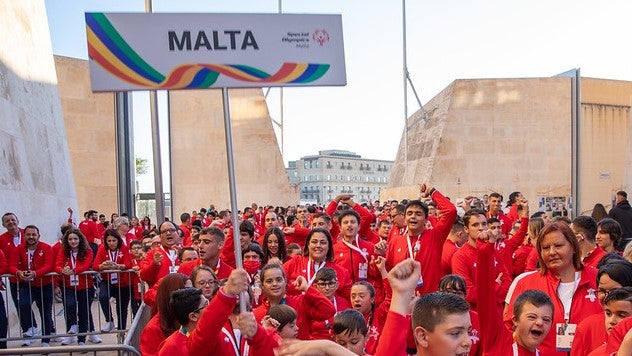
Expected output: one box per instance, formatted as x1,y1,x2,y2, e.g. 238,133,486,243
221,87,246,312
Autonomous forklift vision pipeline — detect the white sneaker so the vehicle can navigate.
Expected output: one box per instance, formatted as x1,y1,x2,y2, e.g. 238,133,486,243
61,336,77,345
41,342,50,347
69,324,78,334
50,336,63,342
100,321,115,332
88,334,103,344
78,341,85,346
23,326,40,337
21,339,34,347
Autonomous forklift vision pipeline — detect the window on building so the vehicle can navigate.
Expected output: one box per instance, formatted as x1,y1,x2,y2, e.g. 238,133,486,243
326,175,330,180
293,171,298,177
315,161,319,168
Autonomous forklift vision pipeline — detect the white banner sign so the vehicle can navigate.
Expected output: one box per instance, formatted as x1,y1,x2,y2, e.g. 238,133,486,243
85,12,346,91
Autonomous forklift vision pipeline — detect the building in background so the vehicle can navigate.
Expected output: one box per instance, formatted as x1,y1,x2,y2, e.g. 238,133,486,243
383,76,632,217
287,150,393,205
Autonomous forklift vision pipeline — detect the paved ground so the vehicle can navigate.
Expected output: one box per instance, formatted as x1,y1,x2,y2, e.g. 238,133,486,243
3,291,138,355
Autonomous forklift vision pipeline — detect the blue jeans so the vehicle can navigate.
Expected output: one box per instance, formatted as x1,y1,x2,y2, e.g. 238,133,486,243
10,282,36,333
0,292,7,348
62,287,95,342
98,280,131,330
18,283,53,342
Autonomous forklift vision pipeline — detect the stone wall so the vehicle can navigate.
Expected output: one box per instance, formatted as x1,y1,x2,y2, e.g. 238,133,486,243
384,77,632,215
0,1,77,242
54,56,118,217
169,88,298,213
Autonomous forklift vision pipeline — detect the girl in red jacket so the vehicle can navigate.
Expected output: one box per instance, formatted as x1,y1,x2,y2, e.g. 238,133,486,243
93,229,132,332
253,263,335,340
55,229,95,346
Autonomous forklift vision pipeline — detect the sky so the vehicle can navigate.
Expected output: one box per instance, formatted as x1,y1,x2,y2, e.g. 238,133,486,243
45,0,632,192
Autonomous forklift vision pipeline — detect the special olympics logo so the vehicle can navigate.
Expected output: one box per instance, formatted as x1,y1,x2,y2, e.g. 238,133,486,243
312,29,330,46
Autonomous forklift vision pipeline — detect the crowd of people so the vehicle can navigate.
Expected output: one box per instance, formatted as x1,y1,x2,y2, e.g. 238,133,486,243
3,186,632,355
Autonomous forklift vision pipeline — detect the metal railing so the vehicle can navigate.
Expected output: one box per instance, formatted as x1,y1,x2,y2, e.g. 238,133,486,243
0,270,145,353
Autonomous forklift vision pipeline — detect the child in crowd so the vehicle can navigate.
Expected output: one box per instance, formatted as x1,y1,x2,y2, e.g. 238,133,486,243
332,309,369,355
286,243,302,257
268,304,299,339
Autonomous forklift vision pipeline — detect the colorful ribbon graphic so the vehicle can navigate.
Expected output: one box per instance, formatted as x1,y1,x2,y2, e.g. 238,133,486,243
86,13,331,89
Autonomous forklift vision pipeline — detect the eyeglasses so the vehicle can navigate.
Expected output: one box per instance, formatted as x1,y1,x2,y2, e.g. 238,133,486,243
161,228,177,234
598,289,611,297
193,298,210,313
315,281,338,289
196,280,218,287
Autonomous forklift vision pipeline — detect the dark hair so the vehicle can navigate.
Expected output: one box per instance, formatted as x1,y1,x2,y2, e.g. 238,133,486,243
242,243,264,261
239,220,255,238
155,273,190,336
24,225,40,235
513,289,554,318
287,243,301,251
303,228,334,262
180,213,191,223
463,209,486,227
178,247,197,262
261,263,286,283
200,226,225,242
268,304,297,332
312,212,331,225
530,211,546,219
333,309,368,337
412,292,470,331
262,228,287,264
314,267,337,282
438,275,466,295
404,200,428,218
598,253,626,269
489,192,502,201
598,218,623,248
603,287,632,305
618,191,628,200
170,288,203,325
507,192,521,208
487,217,500,225
591,204,609,222
572,216,597,243
536,221,583,274
103,229,123,250
337,210,361,225
597,260,632,288
62,229,90,261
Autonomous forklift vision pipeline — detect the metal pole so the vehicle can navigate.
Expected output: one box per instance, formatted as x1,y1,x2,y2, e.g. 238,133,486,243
114,92,135,216
145,0,165,223
571,69,581,218
222,88,246,311
402,0,408,180
279,0,284,159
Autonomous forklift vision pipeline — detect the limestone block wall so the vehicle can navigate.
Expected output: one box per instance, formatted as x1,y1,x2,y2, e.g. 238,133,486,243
383,78,573,209
0,1,77,242
169,88,298,212
579,78,632,213
54,56,118,216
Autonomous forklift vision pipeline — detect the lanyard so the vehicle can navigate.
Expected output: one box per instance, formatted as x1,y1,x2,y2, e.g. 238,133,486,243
214,259,221,276
108,249,119,263
406,233,422,259
27,249,34,269
161,246,178,267
179,326,190,337
512,342,538,356
222,321,249,356
307,258,326,286
70,251,78,269
341,234,368,262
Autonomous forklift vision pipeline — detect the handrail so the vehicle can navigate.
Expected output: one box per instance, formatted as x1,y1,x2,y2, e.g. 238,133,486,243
0,344,141,355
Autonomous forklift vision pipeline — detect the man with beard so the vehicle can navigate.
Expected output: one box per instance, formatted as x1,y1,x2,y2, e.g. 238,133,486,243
8,225,55,347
